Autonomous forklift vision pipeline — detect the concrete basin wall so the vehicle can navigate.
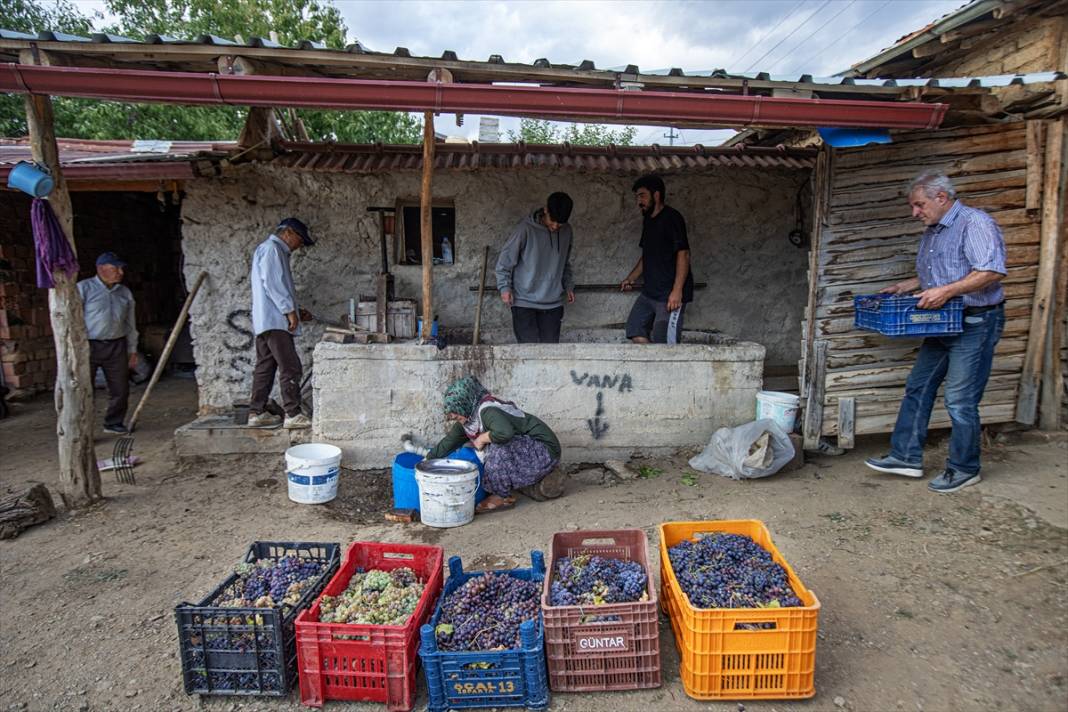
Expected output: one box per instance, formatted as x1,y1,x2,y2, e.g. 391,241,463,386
312,334,765,468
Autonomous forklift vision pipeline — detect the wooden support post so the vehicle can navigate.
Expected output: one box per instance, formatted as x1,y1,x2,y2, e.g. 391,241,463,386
803,340,828,451
419,110,436,341
837,396,856,450
218,56,285,155
1017,119,1065,426
1040,119,1067,430
23,91,102,507
800,147,831,396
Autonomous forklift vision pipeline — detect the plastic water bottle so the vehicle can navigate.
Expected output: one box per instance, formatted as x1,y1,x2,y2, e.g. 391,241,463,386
440,236,453,264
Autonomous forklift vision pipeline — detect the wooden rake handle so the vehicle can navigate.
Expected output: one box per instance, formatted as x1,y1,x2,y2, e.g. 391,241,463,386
126,271,207,433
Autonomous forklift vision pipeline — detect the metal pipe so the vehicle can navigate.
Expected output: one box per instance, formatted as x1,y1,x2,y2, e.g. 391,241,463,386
0,64,948,129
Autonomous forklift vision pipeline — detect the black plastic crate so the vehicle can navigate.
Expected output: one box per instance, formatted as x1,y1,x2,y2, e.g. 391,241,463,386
175,540,341,696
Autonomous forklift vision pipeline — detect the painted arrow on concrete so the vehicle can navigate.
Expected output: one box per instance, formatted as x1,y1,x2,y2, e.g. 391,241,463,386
587,391,609,440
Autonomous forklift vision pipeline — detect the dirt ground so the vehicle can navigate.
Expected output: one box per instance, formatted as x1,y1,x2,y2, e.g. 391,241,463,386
1,378,1066,712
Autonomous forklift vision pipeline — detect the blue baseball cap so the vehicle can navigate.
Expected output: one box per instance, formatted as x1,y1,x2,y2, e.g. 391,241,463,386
96,252,127,268
277,217,314,246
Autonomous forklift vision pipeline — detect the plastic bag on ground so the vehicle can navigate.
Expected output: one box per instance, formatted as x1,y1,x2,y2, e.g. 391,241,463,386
689,419,795,480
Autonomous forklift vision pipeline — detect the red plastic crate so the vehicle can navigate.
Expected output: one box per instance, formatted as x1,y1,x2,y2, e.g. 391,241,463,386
295,541,444,710
541,530,661,692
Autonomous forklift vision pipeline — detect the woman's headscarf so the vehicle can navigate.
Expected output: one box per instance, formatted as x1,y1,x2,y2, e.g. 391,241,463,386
442,376,523,439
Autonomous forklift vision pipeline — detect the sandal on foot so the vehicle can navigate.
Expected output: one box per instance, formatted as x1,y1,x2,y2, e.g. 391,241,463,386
475,496,516,514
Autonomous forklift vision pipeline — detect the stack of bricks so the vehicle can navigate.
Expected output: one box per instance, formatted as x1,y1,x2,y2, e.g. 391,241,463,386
1,190,187,398
0,238,57,397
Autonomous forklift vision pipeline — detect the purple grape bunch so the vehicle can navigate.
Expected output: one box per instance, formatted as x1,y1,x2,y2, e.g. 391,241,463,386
214,556,326,611
434,572,540,651
549,554,648,607
667,533,802,609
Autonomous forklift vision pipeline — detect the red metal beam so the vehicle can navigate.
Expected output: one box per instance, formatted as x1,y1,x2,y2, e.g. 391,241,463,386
0,64,947,130
0,161,196,183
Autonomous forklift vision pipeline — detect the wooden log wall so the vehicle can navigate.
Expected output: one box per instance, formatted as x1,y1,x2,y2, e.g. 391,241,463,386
804,123,1037,440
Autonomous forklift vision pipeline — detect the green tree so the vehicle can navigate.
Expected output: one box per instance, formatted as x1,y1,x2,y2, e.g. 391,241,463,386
1,0,421,143
508,118,637,146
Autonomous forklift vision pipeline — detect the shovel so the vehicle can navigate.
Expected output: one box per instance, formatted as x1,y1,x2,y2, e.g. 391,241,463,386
112,271,207,484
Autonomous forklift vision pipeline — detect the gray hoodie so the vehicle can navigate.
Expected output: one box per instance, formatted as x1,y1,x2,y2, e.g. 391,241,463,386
495,209,575,310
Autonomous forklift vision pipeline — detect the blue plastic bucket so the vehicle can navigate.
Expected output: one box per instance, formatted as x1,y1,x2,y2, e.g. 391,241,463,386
416,318,439,338
7,162,54,198
392,446,485,511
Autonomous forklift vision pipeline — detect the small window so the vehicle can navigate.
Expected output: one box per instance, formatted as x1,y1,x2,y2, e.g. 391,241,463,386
397,202,455,265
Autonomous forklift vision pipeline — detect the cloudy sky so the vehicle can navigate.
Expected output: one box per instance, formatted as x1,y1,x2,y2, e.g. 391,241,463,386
74,0,969,144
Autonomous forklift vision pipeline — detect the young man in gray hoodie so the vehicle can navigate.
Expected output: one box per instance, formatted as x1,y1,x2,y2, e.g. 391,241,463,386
495,192,576,343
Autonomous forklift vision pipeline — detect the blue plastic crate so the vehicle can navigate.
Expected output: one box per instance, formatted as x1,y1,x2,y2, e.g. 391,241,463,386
854,294,964,337
419,552,549,712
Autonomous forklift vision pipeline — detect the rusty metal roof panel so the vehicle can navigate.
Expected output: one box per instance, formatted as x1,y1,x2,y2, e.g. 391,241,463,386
269,142,815,173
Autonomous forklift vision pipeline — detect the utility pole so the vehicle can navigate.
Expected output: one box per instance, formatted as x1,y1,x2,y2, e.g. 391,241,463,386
663,127,679,146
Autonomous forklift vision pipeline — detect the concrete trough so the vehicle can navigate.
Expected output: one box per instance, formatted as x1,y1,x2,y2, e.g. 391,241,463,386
312,328,765,468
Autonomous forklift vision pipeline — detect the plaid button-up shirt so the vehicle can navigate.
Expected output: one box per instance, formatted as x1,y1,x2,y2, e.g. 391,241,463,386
915,200,1006,307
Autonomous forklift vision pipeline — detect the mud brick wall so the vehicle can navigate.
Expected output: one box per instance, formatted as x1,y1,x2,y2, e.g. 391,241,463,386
0,191,184,396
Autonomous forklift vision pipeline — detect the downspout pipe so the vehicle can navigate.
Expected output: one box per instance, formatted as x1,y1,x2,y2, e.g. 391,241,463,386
0,64,948,129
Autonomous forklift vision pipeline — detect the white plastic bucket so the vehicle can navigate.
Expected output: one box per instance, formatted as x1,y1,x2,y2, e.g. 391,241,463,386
755,391,800,433
415,458,480,528
285,443,342,504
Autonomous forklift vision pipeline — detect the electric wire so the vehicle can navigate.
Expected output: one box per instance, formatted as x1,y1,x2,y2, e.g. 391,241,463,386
743,0,833,73
730,0,809,70
767,0,858,72
790,0,894,74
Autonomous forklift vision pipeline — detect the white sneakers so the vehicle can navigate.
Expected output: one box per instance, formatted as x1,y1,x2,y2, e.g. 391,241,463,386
283,413,311,429
248,412,281,427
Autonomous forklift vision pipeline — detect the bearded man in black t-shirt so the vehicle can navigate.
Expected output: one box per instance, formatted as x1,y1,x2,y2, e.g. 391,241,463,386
620,174,694,343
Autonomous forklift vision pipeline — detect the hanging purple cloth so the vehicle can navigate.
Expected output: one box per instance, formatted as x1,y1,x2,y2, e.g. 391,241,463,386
31,198,79,289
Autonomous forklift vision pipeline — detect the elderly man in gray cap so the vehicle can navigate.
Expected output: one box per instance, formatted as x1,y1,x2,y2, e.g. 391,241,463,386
77,252,138,434
247,218,315,429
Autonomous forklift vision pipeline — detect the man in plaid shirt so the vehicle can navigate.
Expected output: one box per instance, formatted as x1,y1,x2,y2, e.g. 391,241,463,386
865,172,1006,494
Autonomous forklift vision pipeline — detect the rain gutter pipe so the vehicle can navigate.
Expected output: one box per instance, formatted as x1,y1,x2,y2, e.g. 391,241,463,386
0,64,947,129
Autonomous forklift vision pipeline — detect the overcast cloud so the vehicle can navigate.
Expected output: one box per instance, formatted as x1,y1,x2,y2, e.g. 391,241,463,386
73,0,968,144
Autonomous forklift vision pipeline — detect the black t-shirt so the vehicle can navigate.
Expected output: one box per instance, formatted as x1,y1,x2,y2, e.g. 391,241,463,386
640,205,694,302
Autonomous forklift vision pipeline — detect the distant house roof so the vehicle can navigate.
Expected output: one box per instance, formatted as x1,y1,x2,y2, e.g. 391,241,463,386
846,0,1060,78
0,138,232,183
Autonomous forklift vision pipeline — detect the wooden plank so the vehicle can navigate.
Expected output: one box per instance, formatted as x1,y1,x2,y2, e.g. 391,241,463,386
836,396,855,449
1041,119,1068,430
800,148,831,398
1026,120,1047,213
834,128,1027,171
419,110,435,341
828,403,1018,436
802,340,828,450
23,86,102,507
1017,119,1065,424
831,169,1028,209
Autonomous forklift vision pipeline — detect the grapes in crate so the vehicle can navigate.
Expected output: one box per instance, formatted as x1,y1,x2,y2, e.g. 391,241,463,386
318,567,424,626
212,556,327,611
549,554,648,607
434,573,540,652
667,532,802,609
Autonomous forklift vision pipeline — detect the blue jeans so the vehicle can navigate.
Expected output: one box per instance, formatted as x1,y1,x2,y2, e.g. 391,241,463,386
890,304,1004,475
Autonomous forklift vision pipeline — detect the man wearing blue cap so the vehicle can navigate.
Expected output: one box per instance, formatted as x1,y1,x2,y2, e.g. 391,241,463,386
77,252,138,434
248,218,314,429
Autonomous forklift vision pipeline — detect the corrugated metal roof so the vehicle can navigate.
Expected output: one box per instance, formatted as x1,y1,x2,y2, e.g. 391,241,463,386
0,29,1062,99
271,141,817,172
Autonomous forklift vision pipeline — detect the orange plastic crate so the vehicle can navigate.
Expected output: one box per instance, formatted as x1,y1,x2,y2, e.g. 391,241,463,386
658,520,819,701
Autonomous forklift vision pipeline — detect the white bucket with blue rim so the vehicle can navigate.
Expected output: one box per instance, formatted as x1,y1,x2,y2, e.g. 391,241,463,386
285,443,342,504
415,458,479,528
755,391,800,433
